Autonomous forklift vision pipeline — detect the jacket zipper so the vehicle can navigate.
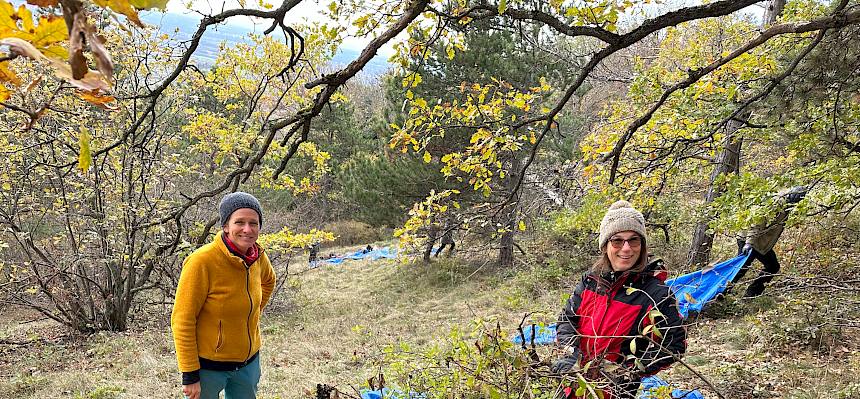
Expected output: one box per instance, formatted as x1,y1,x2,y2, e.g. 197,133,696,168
244,262,253,362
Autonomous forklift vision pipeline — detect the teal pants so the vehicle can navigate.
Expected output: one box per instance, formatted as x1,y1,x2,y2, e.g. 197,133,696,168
199,355,261,399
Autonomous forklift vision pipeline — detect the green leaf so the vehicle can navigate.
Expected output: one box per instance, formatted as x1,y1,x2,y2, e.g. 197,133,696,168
497,0,507,15
78,127,92,172
648,308,664,323
129,0,168,9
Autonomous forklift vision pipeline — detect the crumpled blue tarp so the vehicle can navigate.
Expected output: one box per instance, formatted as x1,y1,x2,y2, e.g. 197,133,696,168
666,254,749,318
511,323,557,345
322,246,398,265
639,375,705,399
361,387,425,399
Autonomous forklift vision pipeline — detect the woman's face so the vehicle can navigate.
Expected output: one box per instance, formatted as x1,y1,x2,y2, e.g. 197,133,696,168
606,230,642,272
223,208,260,253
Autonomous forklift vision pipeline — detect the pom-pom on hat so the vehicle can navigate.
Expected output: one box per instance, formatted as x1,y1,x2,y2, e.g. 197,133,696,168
219,192,263,227
598,200,646,249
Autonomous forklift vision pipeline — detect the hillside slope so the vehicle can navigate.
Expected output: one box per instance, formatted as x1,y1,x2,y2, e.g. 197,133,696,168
0,253,858,398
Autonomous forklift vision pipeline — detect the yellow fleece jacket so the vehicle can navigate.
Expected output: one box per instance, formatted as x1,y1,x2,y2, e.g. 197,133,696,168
171,231,276,372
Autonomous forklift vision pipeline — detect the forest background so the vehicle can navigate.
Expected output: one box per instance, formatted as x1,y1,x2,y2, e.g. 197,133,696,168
1,0,859,397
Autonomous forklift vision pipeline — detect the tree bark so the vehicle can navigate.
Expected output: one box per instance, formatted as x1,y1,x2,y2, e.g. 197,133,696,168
498,156,522,268
423,225,436,263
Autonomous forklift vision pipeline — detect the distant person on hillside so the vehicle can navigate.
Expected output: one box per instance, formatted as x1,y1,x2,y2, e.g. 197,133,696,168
434,217,456,257
309,241,320,268
553,201,686,399
172,192,276,399
732,185,807,298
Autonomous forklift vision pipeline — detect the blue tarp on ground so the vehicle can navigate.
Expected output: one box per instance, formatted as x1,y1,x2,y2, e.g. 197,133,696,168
511,323,557,345
640,375,705,399
321,247,398,265
361,388,424,399
666,254,750,318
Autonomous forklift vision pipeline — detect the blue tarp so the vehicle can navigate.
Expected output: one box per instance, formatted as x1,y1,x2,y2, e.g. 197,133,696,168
361,388,424,399
321,247,398,265
640,375,705,399
511,323,557,345
666,254,749,318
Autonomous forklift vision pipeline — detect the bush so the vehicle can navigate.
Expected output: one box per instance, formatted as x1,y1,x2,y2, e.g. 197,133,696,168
323,220,391,247
737,298,843,354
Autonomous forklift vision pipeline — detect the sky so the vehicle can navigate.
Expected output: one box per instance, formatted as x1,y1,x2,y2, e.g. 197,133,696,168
162,0,389,54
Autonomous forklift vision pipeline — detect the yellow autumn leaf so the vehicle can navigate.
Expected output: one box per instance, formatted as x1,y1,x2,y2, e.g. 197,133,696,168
78,127,92,172
26,16,68,59
0,85,10,102
0,1,17,32
423,151,431,163
17,5,34,32
75,90,118,110
93,0,143,27
0,5,68,59
0,62,21,86
518,220,526,231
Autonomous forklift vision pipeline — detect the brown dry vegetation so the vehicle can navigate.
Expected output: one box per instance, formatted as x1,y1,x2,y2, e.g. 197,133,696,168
1,238,859,399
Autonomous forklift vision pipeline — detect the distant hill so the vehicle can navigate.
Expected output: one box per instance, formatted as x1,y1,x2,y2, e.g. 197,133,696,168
140,11,391,77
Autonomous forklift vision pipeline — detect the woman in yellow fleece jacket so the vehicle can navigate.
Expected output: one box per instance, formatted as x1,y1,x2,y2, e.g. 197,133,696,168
172,192,276,399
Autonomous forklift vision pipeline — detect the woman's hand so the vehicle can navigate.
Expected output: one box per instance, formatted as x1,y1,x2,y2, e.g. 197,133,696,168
182,382,201,399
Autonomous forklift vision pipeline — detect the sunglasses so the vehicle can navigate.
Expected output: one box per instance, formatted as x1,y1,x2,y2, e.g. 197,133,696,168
608,236,642,249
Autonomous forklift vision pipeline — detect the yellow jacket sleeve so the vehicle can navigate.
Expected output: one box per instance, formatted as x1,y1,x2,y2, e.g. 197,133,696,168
259,253,276,310
171,256,210,372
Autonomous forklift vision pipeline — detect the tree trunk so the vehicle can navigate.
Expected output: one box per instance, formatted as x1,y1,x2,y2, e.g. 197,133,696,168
687,119,744,267
686,1,784,267
764,0,786,26
423,225,436,263
498,156,522,268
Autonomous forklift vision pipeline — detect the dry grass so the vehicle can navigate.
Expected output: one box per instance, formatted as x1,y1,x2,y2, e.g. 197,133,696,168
1,245,859,398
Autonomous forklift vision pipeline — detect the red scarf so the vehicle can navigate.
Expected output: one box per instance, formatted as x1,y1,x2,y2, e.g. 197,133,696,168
222,234,260,265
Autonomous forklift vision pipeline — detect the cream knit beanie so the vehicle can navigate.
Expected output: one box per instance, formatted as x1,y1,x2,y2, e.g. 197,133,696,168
598,200,647,249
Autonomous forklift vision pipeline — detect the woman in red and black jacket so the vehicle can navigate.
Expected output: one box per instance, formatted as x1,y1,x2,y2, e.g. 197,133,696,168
552,201,687,399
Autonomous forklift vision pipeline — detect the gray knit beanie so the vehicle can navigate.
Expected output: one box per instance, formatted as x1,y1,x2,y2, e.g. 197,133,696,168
219,192,263,227
598,200,646,249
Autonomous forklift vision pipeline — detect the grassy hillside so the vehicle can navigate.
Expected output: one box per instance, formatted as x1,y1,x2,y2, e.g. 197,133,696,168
1,244,858,398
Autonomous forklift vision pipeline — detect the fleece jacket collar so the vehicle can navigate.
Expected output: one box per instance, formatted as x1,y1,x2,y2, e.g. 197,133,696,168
220,232,260,265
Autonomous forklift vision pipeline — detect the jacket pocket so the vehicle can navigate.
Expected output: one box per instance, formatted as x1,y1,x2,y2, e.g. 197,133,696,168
215,320,224,352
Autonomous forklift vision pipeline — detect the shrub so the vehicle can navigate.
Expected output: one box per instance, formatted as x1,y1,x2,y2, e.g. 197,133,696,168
323,220,391,247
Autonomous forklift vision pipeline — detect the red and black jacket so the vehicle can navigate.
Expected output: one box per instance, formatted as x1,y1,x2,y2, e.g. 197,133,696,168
556,258,686,376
